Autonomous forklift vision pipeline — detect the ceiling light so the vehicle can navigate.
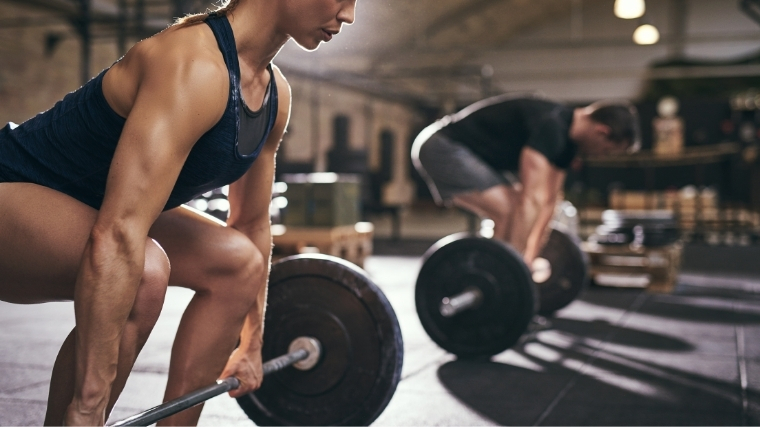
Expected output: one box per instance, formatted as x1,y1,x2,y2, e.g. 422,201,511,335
614,0,646,19
633,24,660,45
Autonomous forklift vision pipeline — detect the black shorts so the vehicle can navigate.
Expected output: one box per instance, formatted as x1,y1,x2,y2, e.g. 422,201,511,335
412,128,515,206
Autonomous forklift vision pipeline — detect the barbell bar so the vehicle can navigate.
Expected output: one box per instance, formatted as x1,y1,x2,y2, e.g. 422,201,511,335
111,337,322,426
439,287,482,318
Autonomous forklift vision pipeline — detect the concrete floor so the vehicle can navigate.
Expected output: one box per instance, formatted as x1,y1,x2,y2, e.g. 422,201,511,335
1,256,760,426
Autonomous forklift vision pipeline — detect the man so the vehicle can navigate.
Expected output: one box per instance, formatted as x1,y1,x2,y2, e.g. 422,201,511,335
412,94,640,266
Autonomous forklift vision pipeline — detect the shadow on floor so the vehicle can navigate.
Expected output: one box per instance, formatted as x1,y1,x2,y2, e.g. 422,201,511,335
438,319,747,426
547,318,693,352
580,285,760,325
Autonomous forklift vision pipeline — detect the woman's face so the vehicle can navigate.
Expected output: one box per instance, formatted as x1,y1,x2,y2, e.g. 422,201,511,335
280,0,356,51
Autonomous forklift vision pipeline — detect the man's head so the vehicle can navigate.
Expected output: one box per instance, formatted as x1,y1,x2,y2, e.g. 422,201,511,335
570,100,641,156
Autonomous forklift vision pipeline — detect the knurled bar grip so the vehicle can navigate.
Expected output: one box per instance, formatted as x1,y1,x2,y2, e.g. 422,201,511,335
111,349,310,426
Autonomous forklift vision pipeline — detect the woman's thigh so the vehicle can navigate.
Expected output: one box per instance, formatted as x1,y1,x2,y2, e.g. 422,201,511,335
0,182,168,304
148,206,262,293
0,183,100,303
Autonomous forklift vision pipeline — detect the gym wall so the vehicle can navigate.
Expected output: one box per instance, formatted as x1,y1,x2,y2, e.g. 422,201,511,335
0,3,119,126
283,76,421,206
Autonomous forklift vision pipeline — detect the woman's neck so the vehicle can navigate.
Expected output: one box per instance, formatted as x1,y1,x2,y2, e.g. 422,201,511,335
227,1,289,72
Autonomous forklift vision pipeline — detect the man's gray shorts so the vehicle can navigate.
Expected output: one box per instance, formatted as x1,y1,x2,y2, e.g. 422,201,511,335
412,128,514,206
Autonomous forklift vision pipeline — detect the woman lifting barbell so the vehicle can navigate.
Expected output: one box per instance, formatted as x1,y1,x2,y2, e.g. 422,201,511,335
0,0,356,425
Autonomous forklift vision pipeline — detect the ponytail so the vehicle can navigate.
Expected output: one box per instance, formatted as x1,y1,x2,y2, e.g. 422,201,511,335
174,0,241,28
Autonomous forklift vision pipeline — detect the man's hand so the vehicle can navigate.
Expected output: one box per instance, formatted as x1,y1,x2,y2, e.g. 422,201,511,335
219,347,264,398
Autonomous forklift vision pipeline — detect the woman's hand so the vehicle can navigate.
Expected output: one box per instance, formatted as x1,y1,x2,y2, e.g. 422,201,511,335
219,347,264,398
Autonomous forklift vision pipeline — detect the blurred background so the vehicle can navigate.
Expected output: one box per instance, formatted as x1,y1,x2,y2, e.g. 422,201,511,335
5,0,760,274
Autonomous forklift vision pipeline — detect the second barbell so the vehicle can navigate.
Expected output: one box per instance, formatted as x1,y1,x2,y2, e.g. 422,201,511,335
415,226,588,358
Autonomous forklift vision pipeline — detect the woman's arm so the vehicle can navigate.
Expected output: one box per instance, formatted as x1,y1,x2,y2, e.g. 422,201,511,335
68,41,228,425
222,66,291,397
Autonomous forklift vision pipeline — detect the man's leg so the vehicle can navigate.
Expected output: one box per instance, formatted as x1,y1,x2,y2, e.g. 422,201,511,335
451,184,520,241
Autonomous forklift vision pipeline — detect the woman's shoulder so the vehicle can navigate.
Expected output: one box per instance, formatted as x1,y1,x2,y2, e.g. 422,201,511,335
127,23,228,83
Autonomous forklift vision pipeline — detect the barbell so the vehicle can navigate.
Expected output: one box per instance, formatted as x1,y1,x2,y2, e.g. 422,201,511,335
415,225,588,358
111,254,403,426
111,337,322,426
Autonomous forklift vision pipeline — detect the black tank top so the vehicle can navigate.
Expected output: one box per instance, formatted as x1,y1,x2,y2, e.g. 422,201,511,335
440,96,575,171
0,13,278,210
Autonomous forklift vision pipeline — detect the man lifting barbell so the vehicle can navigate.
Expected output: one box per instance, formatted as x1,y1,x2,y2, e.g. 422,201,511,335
0,0,358,425
412,94,641,267
411,95,640,358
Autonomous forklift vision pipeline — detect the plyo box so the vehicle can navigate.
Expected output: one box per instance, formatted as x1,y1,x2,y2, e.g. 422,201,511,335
281,173,361,227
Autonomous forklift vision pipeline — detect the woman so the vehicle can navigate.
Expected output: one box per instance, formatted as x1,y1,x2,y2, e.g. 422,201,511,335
0,0,356,425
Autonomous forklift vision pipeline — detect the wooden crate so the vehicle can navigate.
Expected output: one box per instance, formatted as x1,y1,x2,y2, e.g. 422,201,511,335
271,222,374,268
581,241,683,293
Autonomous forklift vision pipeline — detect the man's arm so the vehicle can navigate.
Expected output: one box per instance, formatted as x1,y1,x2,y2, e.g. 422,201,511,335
523,167,566,265
510,147,565,265
222,66,291,397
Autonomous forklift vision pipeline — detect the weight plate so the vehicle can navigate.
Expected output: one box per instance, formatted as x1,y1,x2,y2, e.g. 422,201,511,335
593,225,680,247
415,234,537,358
601,209,677,229
236,255,403,426
640,228,681,247
602,209,675,222
535,227,588,316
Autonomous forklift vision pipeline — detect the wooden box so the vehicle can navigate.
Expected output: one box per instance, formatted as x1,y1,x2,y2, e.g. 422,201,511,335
271,222,374,268
581,241,683,294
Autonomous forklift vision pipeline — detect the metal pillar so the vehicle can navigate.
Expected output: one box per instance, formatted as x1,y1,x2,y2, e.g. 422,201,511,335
135,0,145,39
117,0,128,56
669,0,688,58
74,0,91,85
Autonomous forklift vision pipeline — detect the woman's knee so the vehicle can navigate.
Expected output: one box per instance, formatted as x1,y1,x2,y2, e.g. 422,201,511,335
203,230,265,303
129,240,170,328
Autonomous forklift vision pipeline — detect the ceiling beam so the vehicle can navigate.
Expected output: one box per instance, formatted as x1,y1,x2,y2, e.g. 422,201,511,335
423,0,507,39
368,31,760,68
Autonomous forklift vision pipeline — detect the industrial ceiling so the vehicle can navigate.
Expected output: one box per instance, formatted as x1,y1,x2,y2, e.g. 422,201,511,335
2,0,760,107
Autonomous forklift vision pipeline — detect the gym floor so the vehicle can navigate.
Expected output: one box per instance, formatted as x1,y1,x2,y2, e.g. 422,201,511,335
1,253,759,426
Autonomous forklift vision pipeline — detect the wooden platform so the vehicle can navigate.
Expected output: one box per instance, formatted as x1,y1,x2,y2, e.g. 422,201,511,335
582,241,683,293
271,223,374,267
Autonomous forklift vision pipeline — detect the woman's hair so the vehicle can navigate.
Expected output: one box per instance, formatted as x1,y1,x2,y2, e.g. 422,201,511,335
173,0,241,28
587,99,642,153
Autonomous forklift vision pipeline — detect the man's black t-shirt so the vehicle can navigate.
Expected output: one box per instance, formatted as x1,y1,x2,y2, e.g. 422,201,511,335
439,95,577,171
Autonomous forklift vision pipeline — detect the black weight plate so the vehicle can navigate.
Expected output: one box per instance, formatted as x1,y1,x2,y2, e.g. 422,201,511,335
535,228,588,316
415,233,537,358
601,209,677,229
641,228,681,247
236,255,403,426
593,225,680,247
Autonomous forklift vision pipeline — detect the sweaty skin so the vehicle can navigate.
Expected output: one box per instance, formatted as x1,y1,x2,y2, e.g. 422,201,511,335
0,0,357,425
